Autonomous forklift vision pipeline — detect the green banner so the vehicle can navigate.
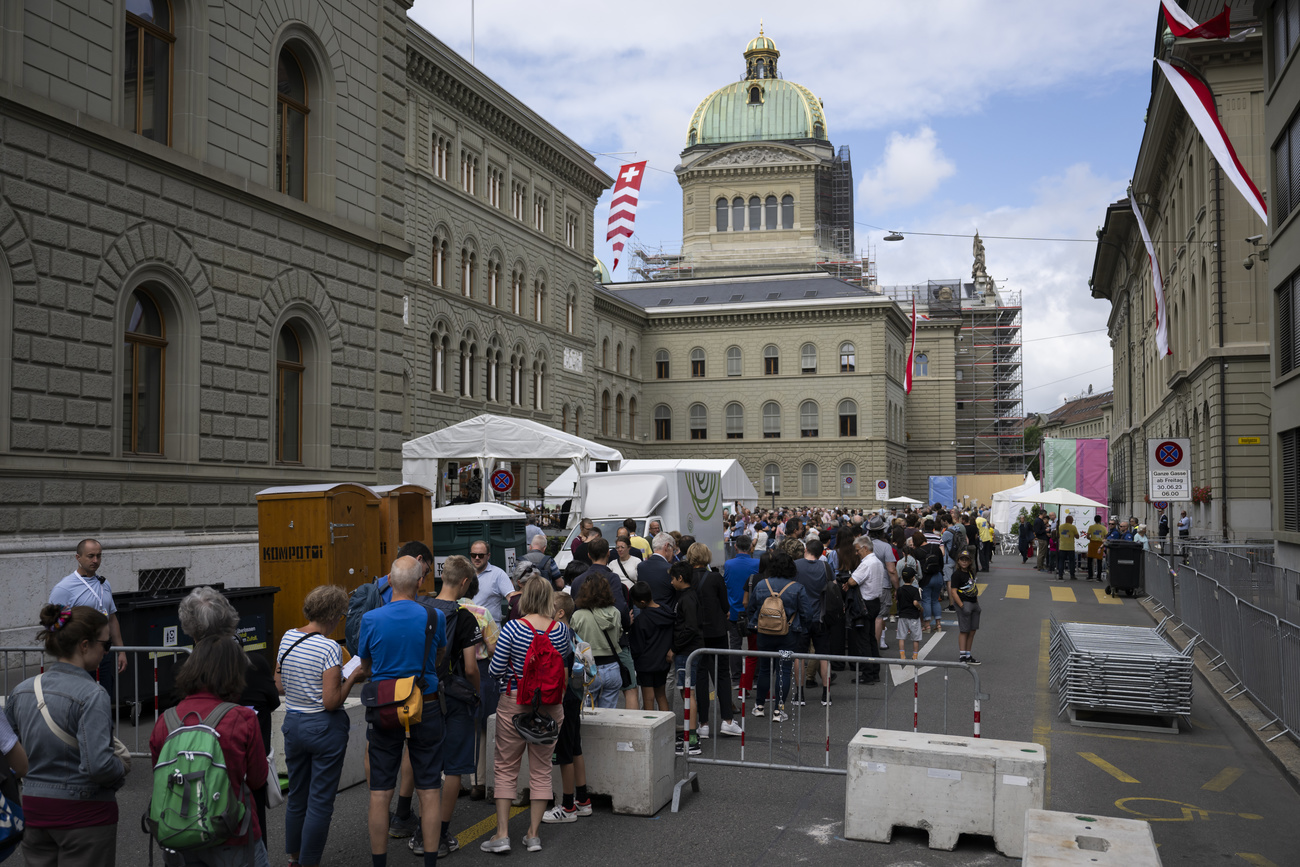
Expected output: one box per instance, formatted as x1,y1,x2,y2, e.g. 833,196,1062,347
1042,438,1076,493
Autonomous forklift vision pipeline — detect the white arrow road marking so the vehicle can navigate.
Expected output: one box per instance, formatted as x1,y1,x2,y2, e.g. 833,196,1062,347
889,628,948,686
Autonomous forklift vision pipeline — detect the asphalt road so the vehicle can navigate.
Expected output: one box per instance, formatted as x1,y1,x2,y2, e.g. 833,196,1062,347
38,554,1300,866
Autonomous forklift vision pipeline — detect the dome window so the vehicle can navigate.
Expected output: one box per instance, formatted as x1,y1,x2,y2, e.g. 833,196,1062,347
814,121,824,138
748,85,763,105
689,127,698,146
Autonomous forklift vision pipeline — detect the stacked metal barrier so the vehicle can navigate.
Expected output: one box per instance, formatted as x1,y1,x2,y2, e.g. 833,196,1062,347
1048,616,1194,721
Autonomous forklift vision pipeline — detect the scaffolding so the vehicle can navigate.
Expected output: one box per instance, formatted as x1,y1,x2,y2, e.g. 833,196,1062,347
830,145,855,260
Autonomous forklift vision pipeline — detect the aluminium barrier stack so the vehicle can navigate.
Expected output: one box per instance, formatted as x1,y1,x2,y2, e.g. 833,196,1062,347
1048,616,1194,727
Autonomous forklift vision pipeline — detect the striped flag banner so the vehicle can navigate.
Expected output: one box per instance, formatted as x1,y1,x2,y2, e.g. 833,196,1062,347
1160,1,1230,40
1129,192,1172,357
605,161,648,273
1156,59,1267,223
905,298,917,394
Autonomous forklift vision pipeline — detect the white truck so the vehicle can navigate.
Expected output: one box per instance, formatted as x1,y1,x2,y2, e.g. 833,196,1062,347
554,468,724,569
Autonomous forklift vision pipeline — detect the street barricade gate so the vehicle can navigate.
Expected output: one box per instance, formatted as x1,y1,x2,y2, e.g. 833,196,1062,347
671,647,989,811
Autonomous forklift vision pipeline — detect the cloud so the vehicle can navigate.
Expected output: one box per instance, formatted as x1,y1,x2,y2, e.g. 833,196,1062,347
858,127,956,211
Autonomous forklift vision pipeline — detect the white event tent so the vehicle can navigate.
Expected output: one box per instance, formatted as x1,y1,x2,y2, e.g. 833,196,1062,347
402,414,623,503
544,459,760,509
989,472,1041,531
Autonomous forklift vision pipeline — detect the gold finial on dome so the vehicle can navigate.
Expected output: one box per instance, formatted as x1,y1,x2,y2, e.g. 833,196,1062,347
759,18,764,36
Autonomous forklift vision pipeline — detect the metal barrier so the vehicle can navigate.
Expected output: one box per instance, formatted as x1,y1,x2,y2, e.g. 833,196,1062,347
670,646,988,811
0,645,191,757
1144,550,1176,616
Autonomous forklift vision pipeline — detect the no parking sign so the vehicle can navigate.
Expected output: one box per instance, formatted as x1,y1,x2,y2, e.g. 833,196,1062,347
875,479,889,501
490,469,515,493
1147,438,1191,501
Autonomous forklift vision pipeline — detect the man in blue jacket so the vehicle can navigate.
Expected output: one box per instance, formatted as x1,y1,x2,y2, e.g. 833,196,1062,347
722,535,760,685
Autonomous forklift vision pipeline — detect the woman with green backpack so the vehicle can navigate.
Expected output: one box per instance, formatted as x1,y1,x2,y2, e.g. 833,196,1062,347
148,636,270,866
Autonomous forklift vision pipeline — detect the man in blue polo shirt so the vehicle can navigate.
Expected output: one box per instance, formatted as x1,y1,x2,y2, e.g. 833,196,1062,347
722,535,760,684
359,556,447,867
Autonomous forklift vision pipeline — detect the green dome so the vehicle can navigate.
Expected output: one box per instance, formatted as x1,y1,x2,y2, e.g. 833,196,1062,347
746,34,776,53
687,79,828,147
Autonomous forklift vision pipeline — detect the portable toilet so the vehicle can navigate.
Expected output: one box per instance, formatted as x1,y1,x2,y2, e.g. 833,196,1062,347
372,483,435,568
429,501,527,586
255,483,382,646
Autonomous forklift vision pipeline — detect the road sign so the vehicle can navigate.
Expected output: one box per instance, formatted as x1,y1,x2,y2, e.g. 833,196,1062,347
1153,501,1169,510
843,475,854,489
1147,438,1191,501
490,469,515,493
876,479,889,502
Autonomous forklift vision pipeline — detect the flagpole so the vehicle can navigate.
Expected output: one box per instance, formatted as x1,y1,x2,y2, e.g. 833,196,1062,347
471,0,475,65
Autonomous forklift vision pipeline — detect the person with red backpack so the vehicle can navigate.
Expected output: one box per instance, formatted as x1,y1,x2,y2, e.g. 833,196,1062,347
483,576,572,854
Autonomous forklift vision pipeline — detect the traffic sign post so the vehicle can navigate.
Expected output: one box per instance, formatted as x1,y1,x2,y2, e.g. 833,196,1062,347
876,479,889,502
1147,438,1191,501
490,468,515,494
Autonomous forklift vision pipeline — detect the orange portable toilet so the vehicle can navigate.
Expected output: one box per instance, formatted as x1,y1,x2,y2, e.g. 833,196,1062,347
372,483,435,570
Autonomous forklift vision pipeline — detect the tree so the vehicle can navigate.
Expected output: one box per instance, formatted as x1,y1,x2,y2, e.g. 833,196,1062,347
1024,423,1043,477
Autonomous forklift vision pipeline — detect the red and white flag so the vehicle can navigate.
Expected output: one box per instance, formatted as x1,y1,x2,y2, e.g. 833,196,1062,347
905,298,917,394
1156,59,1267,223
1130,193,1172,357
1160,1,1230,40
605,161,647,274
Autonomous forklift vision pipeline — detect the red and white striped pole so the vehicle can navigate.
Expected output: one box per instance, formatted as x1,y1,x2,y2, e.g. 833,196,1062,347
973,696,982,738
682,684,692,750
913,669,919,733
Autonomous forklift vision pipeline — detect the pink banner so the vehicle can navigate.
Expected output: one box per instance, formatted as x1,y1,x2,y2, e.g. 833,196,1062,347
1075,438,1109,522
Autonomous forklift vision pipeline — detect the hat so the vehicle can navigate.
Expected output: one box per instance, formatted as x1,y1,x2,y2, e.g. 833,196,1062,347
867,515,886,532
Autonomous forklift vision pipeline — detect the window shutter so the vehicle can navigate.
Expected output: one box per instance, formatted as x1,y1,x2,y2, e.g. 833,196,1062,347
1283,429,1299,533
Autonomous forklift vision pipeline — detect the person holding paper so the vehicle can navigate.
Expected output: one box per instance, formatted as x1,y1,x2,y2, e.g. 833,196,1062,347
275,585,365,867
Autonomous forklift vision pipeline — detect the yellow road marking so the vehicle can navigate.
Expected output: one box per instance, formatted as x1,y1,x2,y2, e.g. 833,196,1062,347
1203,767,1244,792
1078,752,1140,783
1093,588,1123,605
456,805,528,849
1050,586,1077,603
1033,620,1053,806
1237,855,1280,866
1116,797,1262,822
1053,729,1231,749
977,583,988,596
1006,584,1030,599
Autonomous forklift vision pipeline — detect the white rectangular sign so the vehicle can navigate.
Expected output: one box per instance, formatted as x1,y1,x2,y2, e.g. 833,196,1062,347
875,479,889,501
1147,437,1192,501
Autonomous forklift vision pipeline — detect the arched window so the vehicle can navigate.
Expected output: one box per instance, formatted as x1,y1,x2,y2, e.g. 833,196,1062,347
762,401,781,438
781,194,794,229
840,462,858,497
801,342,817,374
838,399,858,437
574,406,581,437
628,397,638,439
763,344,779,375
123,288,166,455
276,48,309,200
431,330,449,393
602,391,611,435
726,346,742,376
748,85,762,105
765,196,777,231
566,297,575,333
512,271,522,314
725,402,744,439
433,238,448,287
813,121,824,138
125,0,174,144
764,463,781,496
716,198,728,232
602,338,609,368
460,249,475,298
800,400,819,437
629,347,637,376
840,342,856,373
487,260,500,306
732,197,744,231
615,394,624,437
689,128,698,147
801,462,819,498
689,403,707,439
532,356,545,410
276,324,305,462
749,196,761,230
487,346,501,402
654,405,672,441
616,342,623,373
561,404,569,433
655,349,669,379
914,353,929,377
690,347,706,378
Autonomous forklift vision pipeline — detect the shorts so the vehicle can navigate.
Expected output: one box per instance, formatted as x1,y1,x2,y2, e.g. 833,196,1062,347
441,693,476,776
555,688,583,764
636,669,669,688
956,601,981,633
897,618,922,642
367,704,445,791
878,586,893,616
617,646,638,689
809,628,832,655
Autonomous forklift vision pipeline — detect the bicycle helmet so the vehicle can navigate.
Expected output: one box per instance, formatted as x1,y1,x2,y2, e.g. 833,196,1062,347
512,705,559,745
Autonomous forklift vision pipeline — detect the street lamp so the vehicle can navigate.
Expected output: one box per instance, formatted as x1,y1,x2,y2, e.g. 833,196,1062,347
884,231,904,241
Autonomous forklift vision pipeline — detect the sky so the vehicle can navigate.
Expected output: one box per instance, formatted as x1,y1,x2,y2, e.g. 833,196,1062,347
408,0,1163,414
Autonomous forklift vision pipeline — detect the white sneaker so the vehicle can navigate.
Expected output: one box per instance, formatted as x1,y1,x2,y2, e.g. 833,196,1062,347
772,708,789,722
879,637,889,650
751,705,765,718
720,720,743,737
541,805,577,824
696,724,710,739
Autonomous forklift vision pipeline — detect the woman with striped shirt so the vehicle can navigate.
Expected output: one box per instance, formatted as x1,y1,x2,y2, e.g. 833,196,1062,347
482,576,572,854
274,585,364,867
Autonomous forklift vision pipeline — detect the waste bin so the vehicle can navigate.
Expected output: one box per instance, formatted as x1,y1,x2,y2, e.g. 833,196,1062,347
429,502,528,588
112,583,280,712
1106,541,1145,597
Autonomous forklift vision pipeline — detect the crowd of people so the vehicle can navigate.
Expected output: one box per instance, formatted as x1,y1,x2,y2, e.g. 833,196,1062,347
1016,509,1153,581
2,506,1001,866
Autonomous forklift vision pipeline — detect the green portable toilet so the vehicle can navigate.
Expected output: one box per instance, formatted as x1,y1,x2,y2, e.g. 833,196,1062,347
429,502,528,586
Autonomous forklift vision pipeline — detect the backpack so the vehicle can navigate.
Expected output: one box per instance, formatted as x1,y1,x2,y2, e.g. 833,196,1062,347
899,555,920,583
147,704,249,854
0,748,23,862
756,579,793,636
515,620,566,705
919,542,945,578
345,579,385,657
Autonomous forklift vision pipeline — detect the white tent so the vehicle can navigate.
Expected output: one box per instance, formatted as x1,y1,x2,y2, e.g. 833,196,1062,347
886,496,924,506
990,472,1040,532
544,459,760,509
402,414,623,503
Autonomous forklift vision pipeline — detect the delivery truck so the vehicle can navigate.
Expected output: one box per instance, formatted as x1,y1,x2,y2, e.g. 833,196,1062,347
554,468,724,569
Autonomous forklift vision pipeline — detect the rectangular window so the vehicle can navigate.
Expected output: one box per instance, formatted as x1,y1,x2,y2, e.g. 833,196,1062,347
1280,269,1300,375
764,356,779,375
1274,0,1300,82
138,567,186,593
1284,427,1300,532
656,359,669,379
655,418,671,440
839,415,857,437
691,358,705,377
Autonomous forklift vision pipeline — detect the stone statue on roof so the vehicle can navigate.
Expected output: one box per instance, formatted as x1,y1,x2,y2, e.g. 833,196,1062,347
972,231,987,280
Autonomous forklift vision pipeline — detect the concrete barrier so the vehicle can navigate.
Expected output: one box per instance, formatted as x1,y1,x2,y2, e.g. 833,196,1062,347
486,707,676,815
1022,809,1161,866
270,698,368,791
844,728,1045,857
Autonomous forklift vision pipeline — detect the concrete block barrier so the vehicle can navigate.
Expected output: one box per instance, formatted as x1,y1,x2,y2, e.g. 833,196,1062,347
270,698,368,791
844,728,1045,857
486,707,676,815
1022,809,1161,866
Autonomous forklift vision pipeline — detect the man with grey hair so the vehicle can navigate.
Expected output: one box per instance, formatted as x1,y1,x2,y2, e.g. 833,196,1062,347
638,532,677,607
522,534,561,586
847,535,884,684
